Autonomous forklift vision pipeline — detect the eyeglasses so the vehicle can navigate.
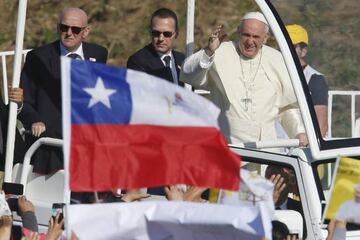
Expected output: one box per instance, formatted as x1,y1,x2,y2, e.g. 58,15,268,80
151,30,175,38
59,23,86,34
294,42,308,49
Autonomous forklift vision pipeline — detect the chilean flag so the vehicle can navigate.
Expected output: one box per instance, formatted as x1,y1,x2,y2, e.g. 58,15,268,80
61,58,240,192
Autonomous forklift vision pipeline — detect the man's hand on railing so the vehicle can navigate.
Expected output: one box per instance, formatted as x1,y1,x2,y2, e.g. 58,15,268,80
295,133,308,147
31,122,46,137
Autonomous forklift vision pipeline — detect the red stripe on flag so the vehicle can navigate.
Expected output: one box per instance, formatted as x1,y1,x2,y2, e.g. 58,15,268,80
69,125,240,191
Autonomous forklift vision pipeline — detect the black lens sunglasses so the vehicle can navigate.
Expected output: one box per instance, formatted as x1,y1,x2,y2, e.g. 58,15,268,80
59,23,86,34
151,30,175,38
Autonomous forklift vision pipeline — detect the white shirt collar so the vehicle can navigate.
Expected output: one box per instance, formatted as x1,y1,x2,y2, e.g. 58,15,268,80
158,52,173,63
158,51,178,84
60,42,84,60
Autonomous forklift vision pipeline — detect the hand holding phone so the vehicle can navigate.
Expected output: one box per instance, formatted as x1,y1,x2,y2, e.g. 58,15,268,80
48,211,65,240
51,203,65,230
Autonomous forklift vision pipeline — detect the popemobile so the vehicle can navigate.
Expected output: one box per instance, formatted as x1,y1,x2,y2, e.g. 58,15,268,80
0,0,359,239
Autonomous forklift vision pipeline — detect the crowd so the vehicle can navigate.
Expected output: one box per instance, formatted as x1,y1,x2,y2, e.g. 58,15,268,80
0,192,63,240
0,4,330,240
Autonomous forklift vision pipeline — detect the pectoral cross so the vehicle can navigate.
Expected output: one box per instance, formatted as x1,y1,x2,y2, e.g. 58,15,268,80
241,91,252,111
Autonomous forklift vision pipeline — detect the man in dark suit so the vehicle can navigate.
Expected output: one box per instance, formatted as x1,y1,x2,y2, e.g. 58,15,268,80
127,8,185,196
19,7,108,174
127,8,185,87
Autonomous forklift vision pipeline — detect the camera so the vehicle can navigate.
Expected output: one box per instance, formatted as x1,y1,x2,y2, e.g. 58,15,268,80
2,182,24,213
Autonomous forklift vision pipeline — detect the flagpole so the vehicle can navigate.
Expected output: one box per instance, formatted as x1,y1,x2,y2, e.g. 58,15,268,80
4,0,28,183
185,0,195,91
185,0,195,58
61,57,72,238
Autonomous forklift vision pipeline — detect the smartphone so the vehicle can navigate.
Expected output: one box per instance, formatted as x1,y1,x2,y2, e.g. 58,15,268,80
51,203,65,230
2,182,24,196
51,203,65,220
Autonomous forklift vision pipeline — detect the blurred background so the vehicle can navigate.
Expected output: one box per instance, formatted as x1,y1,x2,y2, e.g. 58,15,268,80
0,0,359,137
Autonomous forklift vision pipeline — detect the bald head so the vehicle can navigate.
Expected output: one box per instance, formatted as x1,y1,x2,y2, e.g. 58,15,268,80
59,8,88,26
58,7,90,51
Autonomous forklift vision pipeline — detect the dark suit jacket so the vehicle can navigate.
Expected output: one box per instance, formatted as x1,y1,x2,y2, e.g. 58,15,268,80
19,40,108,174
127,44,185,87
127,44,185,195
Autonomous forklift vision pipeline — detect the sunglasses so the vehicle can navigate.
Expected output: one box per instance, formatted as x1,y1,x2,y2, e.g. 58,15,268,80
151,30,175,38
59,23,86,34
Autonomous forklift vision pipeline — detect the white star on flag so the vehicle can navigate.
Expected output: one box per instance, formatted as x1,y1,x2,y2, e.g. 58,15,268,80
83,77,117,109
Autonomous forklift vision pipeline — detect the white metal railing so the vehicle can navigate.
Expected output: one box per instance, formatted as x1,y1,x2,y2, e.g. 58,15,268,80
20,137,64,189
328,90,360,138
13,137,68,228
0,49,31,104
229,139,300,149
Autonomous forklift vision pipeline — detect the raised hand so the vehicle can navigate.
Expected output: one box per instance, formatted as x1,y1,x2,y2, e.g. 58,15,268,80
121,189,150,202
46,213,64,240
270,174,287,206
165,186,184,201
183,186,207,202
205,25,227,56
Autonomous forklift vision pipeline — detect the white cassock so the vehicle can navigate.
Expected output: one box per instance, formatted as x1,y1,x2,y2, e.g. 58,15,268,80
180,41,304,145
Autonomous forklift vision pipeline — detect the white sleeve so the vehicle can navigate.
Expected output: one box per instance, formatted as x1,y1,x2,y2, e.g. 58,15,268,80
180,49,214,89
279,106,305,138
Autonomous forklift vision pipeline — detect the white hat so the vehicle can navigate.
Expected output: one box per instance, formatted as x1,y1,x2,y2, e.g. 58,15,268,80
241,11,268,25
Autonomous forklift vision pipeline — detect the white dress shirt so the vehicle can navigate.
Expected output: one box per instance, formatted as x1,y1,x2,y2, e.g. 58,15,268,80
60,42,85,60
159,52,178,85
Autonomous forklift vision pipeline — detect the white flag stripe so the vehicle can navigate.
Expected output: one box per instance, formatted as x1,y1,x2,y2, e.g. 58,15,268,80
127,70,220,127
68,201,266,240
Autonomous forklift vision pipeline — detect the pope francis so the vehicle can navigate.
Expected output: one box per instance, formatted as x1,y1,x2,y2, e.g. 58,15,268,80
180,12,307,146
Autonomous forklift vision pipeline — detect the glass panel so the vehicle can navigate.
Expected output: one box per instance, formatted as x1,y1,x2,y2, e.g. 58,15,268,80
271,0,360,142
315,161,336,201
242,159,301,209
242,157,306,237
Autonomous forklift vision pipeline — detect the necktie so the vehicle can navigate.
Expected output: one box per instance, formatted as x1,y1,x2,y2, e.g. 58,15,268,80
163,55,171,67
67,53,79,60
163,56,174,83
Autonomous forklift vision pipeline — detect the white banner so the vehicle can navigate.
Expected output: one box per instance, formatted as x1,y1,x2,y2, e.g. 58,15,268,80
68,201,268,240
218,169,275,239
